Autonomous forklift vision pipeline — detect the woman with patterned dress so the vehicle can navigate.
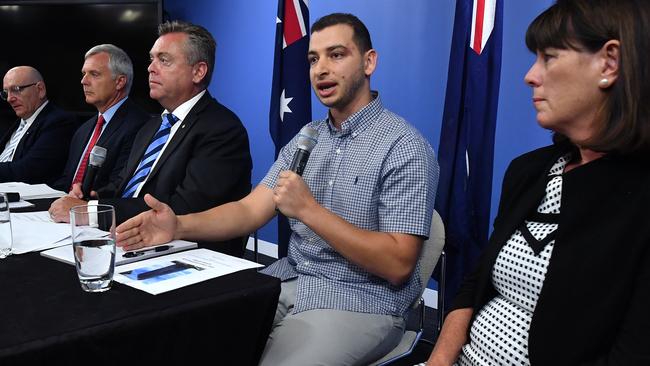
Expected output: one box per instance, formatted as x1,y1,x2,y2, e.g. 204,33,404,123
424,0,650,365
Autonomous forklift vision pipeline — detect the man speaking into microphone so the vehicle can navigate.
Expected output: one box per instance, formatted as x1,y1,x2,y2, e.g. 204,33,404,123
115,13,439,365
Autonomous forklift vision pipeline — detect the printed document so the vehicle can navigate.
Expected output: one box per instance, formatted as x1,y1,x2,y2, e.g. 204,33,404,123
9,200,35,209
8,211,71,254
0,182,66,199
114,248,264,295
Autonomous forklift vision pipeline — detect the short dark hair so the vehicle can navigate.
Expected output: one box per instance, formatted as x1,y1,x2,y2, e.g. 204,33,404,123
158,20,216,88
311,13,373,54
526,0,650,154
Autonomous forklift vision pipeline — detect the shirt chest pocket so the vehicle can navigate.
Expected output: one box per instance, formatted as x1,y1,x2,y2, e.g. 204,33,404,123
330,169,382,229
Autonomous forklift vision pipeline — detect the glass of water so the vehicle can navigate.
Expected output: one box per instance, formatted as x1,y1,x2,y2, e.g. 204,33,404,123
70,204,116,292
0,193,12,258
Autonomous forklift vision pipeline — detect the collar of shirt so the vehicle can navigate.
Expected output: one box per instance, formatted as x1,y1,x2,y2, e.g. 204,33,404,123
21,99,49,130
162,89,206,123
325,91,382,139
98,96,128,131
74,97,128,171
159,89,206,141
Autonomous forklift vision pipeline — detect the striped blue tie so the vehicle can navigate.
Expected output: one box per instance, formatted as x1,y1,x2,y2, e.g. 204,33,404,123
122,113,179,198
0,120,27,162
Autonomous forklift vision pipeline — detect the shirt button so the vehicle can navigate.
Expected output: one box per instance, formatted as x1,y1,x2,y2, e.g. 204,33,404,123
328,180,333,186
336,148,341,154
304,261,310,266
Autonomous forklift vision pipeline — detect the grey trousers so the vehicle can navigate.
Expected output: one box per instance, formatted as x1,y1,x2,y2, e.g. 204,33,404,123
259,279,406,366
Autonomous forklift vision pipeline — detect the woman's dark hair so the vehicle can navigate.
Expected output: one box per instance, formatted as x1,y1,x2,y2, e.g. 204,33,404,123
526,0,650,154
311,13,373,54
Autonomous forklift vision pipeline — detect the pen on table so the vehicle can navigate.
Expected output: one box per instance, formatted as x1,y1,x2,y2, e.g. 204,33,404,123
123,245,172,258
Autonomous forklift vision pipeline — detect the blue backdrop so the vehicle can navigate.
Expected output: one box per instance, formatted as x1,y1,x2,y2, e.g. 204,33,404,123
163,0,554,247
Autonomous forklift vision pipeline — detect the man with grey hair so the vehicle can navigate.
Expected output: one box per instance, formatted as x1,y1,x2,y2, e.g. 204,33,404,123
50,23,252,257
51,44,149,193
0,66,76,184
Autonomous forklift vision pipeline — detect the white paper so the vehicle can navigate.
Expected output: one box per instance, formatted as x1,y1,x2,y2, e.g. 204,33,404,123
6,211,72,254
8,200,35,209
12,211,53,222
0,182,66,200
41,240,198,266
114,248,264,295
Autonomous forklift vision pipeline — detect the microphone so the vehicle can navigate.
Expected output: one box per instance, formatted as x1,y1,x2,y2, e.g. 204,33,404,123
289,126,319,176
81,145,107,199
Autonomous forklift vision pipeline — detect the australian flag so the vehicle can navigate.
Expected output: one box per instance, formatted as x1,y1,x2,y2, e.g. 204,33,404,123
269,0,311,258
434,0,503,308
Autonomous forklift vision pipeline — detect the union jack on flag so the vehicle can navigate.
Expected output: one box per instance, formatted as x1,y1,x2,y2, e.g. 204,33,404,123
434,0,503,307
470,0,498,54
269,0,311,257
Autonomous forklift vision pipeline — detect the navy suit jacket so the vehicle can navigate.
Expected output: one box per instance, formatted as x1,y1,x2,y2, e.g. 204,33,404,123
0,102,77,185
52,98,149,192
99,92,252,256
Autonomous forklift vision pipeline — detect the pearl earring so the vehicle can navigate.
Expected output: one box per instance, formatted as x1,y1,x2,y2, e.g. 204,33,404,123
599,78,609,87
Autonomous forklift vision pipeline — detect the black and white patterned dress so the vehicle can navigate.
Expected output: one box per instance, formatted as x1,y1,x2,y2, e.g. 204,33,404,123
456,155,568,366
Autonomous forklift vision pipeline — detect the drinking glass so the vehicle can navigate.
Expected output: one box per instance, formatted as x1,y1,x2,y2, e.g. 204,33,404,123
70,204,116,292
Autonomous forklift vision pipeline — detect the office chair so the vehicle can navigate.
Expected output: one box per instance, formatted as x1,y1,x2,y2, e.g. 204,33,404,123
369,210,446,366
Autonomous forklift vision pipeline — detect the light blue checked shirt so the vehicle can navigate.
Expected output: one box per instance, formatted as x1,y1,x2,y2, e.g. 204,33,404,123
261,94,439,317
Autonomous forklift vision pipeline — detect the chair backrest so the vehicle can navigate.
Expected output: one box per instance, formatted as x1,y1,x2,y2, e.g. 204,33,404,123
414,210,445,304
369,211,446,366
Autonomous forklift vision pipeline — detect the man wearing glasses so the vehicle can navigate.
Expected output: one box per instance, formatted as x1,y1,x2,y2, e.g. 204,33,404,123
0,66,77,184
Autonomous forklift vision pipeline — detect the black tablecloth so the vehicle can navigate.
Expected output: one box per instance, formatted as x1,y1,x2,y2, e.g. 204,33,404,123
0,252,280,365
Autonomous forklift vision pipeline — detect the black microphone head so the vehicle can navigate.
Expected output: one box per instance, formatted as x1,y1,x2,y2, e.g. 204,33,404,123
296,126,318,152
89,145,107,167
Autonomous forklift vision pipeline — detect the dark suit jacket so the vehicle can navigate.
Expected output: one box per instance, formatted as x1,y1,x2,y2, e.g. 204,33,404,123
99,92,252,256
0,102,77,185
451,143,650,365
52,98,149,192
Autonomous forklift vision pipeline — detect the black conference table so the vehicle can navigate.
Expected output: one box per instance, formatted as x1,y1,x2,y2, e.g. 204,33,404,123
0,200,281,365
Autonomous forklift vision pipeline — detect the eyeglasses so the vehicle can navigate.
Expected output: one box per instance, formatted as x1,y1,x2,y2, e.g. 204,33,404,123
1,83,38,101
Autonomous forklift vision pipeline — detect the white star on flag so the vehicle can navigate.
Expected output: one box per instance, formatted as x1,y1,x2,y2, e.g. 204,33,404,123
279,89,293,122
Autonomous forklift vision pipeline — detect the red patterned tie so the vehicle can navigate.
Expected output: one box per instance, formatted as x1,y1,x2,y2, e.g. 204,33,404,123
71,115,105,190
